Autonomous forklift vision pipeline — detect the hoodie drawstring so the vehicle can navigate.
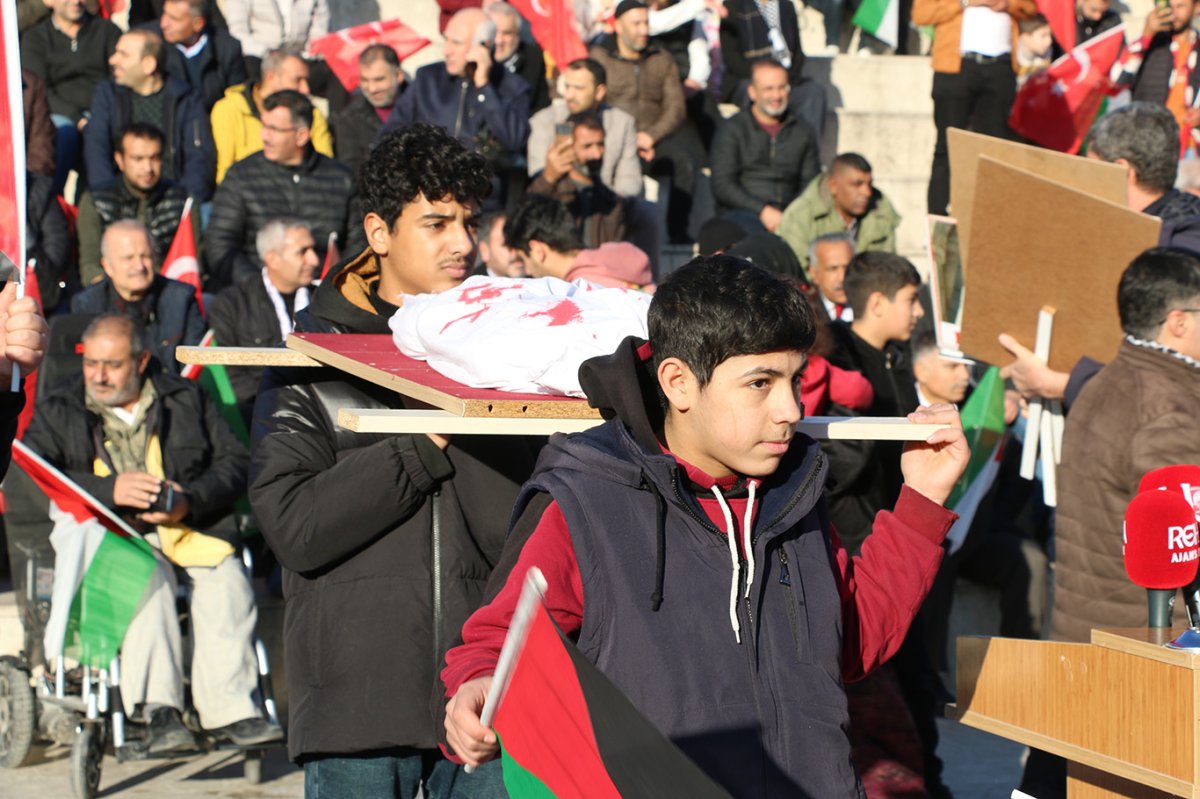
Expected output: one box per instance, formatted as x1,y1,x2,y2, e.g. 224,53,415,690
711,483,760,645
643,475,667,612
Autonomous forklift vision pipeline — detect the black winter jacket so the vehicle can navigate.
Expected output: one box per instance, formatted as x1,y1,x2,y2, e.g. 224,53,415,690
710,109,820,214
26,171,71,310
70,274,206,373
203,148,355,292
249,248,538,760
330,89,386,176
23,371,248,543
720,0,806,101
144,21,249,111
83,77,216,201
824,323,918,554
20,12,121,121
207,274,309,422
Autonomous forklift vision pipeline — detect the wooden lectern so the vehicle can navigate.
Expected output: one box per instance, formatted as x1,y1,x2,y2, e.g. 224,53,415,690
954,628,1200,798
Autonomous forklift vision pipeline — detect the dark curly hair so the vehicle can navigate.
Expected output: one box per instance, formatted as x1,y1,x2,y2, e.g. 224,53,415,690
359,123,493,229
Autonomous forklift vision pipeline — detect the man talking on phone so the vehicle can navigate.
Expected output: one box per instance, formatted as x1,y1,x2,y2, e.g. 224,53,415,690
23,313,279,753
379,7,531,208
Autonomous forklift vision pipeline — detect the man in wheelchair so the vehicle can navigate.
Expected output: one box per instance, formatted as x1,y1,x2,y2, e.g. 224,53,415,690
23,313,282,754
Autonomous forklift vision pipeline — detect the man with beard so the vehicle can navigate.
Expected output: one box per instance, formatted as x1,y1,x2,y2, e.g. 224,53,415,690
529,113,629,248
331,44,406,174
1114,0,1200,154
710,58,819,235
779,153,901,274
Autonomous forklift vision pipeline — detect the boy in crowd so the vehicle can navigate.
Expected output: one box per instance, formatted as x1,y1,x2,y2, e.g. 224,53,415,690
1017,14,1054,86
441,257,967,797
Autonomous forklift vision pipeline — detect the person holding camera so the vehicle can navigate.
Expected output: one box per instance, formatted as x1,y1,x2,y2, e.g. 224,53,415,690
23,313,282,754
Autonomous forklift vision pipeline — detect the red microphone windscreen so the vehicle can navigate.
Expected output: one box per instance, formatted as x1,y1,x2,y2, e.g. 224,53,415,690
1125,490,1200,589
1139,465,1200,520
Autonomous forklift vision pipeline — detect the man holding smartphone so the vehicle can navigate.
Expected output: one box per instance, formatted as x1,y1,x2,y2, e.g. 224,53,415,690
23,313,280,753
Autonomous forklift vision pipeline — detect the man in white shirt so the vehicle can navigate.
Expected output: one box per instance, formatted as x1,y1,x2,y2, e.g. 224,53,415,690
809,232,855,322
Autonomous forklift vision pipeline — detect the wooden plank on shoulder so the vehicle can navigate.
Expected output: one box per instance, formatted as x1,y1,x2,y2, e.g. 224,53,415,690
176,346,320,366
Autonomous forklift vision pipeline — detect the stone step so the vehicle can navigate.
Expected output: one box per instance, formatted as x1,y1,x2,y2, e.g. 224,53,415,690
833,108,935,180
807,55,935,115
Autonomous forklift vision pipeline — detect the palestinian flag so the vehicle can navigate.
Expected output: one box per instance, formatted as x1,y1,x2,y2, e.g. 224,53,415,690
488,569,730,798
0,0,26,287
943,367,1007,555
12,440,158,668
182,331,250,446
853,0,899,49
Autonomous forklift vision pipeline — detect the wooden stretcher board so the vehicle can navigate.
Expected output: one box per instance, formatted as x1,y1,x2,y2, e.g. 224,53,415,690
176,345,320,367
338,408,949,440
287,332,603,419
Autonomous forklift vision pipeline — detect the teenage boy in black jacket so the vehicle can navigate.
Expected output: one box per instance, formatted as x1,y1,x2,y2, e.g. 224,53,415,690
249,123,537,797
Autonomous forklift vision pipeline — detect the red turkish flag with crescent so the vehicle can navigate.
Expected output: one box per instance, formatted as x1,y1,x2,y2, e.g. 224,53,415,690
1036,0,1076,52
0,0,25,286
308,19,431,93
1009,24,1125,154
509,0,587,70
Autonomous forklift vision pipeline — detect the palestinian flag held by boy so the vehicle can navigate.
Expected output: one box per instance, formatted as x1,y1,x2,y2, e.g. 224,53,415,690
181,330,250,446
13,439,159,668
477,568,730,798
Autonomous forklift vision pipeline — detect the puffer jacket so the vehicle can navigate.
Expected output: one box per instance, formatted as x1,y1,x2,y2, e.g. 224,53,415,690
223,0,329,59
143,21,249,111
710,108,820,215
1052,340,1200,642
76,176,194,284
209,82,335,183
589,35,686,144
249,247,539,760
203,147,354,292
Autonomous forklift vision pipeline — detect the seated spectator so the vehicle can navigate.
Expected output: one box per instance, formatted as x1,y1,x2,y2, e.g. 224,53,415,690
210,47,334,184
720,0,828,138
505,194,654,291
711,58,819,235
223,0,343,111
380,8,532,208
810,232,855,321
84,29,215,202
26,171,72,311
150,0,249,112
529,114,629,248
779,153,901,273
205,90,355,292
473,211,527,277
20,0,121,194
23,70,56,177
487,2,550,113
528,58,642,199
331,44,406,176
208,218,317,423
23,313,282,752
591,0,691,242
77,123,198,286
71,221,205,372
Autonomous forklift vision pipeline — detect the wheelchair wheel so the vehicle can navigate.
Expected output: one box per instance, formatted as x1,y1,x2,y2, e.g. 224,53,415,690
0,656,36,768
70,723,104,799
243,748,263,784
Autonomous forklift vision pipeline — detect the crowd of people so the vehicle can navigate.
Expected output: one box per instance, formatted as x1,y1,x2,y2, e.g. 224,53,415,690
3,0,1200,798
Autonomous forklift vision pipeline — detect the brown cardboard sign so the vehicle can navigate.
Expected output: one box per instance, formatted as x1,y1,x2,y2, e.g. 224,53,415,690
948,128,1127,266
958,157,1160,372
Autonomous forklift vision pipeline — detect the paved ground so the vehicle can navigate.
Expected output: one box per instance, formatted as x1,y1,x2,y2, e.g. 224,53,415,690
0,716,1025,797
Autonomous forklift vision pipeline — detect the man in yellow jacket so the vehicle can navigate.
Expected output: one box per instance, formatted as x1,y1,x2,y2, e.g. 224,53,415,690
210,45,332,183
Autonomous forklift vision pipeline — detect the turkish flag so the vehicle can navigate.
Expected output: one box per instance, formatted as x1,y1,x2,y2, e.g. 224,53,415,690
1037,0,1076,52
308,19,431,93
319,231,340,281
1009,24,1125,153
0,0,25,287
161,198,205,315
510,0,587,71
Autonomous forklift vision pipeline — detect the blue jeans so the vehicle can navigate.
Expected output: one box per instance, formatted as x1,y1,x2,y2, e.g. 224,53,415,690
51,114,82,197
303,750,507,799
